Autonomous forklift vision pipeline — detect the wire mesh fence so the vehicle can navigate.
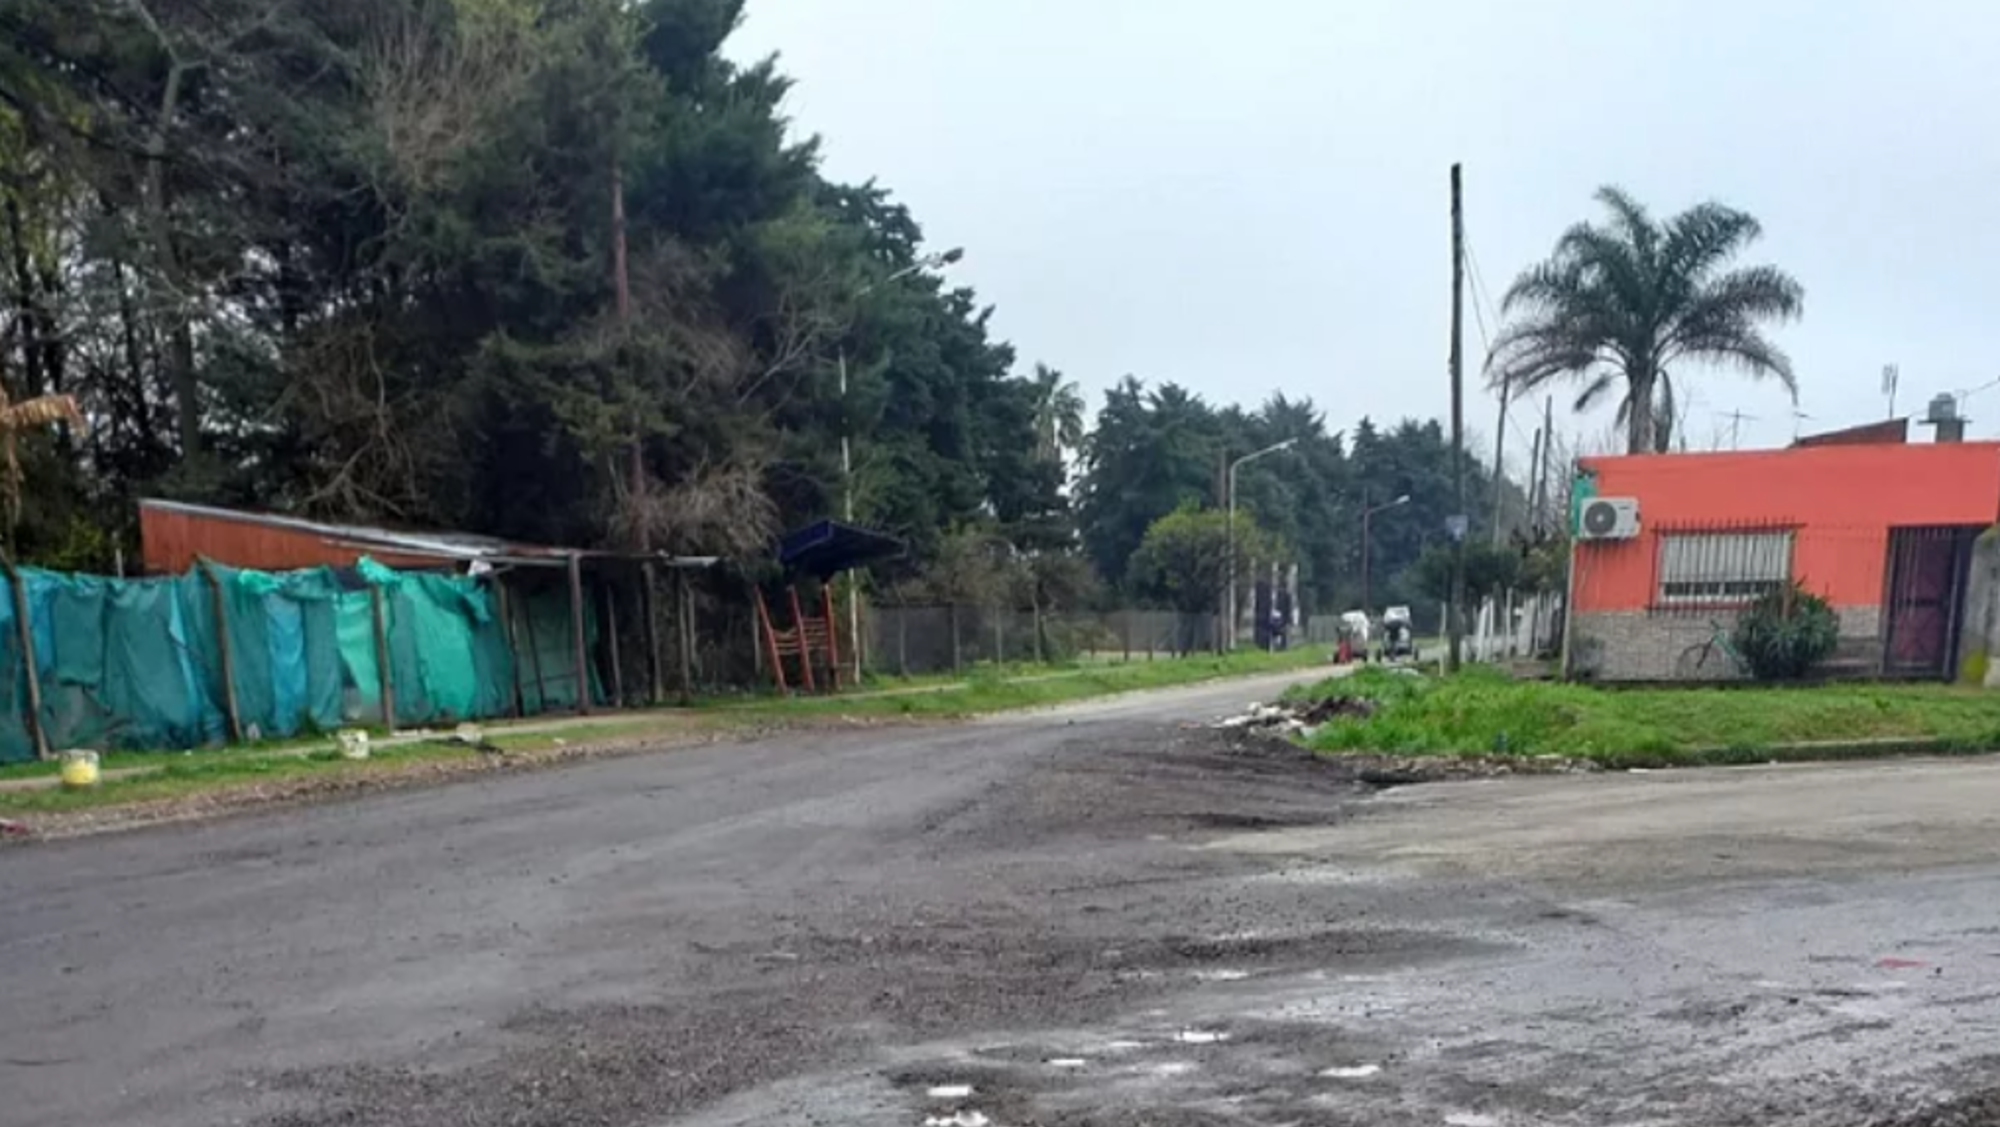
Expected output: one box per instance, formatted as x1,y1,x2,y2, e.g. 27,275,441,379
864,607,1230,676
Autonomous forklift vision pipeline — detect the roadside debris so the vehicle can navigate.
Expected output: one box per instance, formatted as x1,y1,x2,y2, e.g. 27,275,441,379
1212,696,1376,738
1203,696,1600,779
58,749,100,789
0,817,31,838
336,729,371,760
925,1084,974,1099
450,723,507,757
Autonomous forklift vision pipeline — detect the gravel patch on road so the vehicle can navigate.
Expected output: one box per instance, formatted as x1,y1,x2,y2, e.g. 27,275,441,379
254,727,1471,1127
22,685,1998,1127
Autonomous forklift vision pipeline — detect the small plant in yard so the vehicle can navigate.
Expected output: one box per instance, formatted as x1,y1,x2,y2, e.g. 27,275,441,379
1732,581,1839,681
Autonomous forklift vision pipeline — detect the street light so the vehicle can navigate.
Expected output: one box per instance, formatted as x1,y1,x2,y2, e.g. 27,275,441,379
1359,492,1412,627
839,247,964,681
1225,438,1299,651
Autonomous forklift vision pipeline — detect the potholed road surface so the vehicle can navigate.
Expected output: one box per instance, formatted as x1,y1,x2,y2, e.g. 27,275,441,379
4,671,1999,1127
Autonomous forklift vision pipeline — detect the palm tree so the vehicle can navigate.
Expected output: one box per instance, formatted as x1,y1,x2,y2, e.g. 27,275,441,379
1029,363,1085,464
1487,187,1804,454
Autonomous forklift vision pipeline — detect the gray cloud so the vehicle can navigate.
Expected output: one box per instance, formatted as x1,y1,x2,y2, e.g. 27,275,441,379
730,0,2000,455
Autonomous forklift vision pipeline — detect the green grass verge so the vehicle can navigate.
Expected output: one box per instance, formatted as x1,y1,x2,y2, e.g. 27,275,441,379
1294,666,2000,768
0,646,1334,816
0,741,482,815
721,646,1332,719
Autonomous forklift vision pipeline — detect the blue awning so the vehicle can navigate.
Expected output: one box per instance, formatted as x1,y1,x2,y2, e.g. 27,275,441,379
777,520,904,578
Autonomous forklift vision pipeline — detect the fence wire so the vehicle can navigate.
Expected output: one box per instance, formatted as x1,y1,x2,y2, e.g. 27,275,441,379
865,607,1239,676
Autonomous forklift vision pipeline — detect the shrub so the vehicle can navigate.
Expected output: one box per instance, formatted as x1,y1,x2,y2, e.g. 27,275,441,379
1732,581,1839,681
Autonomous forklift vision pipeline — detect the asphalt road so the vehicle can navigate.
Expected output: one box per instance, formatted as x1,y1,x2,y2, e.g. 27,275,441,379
4,671,2000,1127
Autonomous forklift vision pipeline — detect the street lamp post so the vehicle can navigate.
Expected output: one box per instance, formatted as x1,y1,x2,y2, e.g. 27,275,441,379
1225,438,1298,651
1359,492,1412,627
839,247,963,682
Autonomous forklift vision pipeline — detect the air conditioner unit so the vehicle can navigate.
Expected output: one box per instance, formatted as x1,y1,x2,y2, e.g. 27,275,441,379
1578,497,1641,540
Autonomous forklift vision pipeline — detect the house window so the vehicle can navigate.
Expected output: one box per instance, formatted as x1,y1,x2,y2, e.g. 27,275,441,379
1657,530,1793,604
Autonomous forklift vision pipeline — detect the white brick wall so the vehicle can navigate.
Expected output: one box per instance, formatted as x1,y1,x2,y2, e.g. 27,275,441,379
1571,605,1882,681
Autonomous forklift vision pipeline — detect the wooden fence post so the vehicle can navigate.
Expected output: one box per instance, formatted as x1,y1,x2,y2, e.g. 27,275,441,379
567,552,590,715
521,589,548,714
676,569,695,704
202,561,245,743
642,562,664,705
2,553,49,761
949,604,962,674
370,584,396,732
603,578,625,707
495,579,526,718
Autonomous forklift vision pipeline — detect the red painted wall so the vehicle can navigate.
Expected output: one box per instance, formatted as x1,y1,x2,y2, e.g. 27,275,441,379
1573,442,2000,612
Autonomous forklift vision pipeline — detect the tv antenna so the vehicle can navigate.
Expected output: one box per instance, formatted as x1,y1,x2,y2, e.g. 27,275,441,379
1713,408,1759,450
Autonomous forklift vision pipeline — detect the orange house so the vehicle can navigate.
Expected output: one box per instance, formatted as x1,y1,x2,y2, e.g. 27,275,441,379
1568,440,2000,680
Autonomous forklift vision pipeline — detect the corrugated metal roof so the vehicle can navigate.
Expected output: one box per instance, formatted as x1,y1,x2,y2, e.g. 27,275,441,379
137,499,720,573
141,498,563,562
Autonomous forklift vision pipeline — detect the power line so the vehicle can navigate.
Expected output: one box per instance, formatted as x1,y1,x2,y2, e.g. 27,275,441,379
1956,375,2000,403
1462,239,1501,359
1460,233,1535,464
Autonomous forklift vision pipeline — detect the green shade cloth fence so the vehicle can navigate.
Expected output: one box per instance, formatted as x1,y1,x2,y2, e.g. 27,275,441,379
0,557,600,764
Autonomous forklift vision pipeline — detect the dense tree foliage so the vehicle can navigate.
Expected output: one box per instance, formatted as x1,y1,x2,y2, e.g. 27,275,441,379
1488,187,1804,455
3,0,1547,621
0,0,1059,569
1409,540,1520,604
1125,504,1274,617
1075,376,1526,616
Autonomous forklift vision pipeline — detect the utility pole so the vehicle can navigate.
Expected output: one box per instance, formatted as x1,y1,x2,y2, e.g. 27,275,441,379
1883,363,1900,419
1524,426,1542,537
1226,439,1299,652
1214,450,1228,651
1537,395,1553,533
1360,492,1371,623
1488,376,1510,546
1447,163,1467,672
1360,493,1411,624
839,249,963,680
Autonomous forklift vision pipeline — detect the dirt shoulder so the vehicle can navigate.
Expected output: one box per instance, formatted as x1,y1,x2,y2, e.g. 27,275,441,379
0,660,1336,840
0,712,900,839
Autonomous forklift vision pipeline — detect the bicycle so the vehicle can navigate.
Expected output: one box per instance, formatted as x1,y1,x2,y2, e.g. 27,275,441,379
1673,619,1746,679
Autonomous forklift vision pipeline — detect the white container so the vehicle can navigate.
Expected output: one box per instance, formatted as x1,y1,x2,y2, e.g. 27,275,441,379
335,729,370,761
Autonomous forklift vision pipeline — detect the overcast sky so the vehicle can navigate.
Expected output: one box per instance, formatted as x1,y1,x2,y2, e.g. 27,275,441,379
727,1,2000,461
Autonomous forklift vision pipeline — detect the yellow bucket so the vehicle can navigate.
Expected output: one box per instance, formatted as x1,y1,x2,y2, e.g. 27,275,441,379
59,749,100,789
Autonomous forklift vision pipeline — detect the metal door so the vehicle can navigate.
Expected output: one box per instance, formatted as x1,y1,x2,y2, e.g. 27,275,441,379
1882,526,1974,677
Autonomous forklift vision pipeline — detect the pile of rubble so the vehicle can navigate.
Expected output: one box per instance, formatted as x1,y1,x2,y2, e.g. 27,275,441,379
1212,695,1377,740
